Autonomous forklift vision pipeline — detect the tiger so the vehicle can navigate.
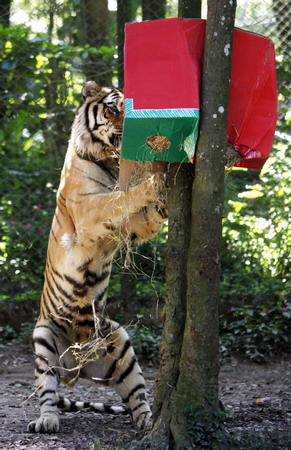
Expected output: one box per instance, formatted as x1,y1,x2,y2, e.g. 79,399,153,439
27,81,167,434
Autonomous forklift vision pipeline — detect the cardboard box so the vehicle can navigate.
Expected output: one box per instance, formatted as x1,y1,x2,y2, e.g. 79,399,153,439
121,19,205,164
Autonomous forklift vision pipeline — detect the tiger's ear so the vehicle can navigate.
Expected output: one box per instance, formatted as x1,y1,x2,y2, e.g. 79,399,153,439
82,81,101,100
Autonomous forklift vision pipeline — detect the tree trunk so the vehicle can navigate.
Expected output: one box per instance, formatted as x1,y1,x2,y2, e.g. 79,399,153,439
44,56,68,165
42,4,68,166
150,164,193,448
0,0,11,121
80,0,111,85
141,0,166,21
117,0,133,88
147,1,237,448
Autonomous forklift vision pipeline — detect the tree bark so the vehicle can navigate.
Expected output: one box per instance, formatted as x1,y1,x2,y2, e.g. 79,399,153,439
117,0,133,88
44,56,68,165
171,1,237,446
150,164,193,447
147,1,237,448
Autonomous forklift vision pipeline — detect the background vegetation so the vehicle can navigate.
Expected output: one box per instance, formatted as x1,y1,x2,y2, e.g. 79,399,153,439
0,0,290,361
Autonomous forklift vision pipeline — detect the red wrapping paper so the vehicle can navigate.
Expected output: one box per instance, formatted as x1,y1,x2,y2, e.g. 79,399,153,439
121,19,277,170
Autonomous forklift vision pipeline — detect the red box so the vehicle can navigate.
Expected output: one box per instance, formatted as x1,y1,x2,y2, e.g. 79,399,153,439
121,19,277,170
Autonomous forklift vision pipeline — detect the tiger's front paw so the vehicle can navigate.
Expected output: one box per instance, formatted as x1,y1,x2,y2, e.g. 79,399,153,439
131,401,153,431
134,409,153,431
28,413,59,433
140,173,166,205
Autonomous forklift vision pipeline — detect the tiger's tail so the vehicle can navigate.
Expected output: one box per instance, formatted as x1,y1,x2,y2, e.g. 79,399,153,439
57,395,128,415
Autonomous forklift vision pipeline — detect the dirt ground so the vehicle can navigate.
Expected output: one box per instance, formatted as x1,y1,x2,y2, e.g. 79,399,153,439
0,343,290,450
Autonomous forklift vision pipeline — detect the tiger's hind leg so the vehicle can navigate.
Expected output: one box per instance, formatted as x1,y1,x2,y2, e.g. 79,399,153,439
101,319,152,430
84,319,152,431
28,322,61,433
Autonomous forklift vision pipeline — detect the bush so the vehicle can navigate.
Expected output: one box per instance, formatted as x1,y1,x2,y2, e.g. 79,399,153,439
0,325,17,342
127,322,162,363
220,302,291,361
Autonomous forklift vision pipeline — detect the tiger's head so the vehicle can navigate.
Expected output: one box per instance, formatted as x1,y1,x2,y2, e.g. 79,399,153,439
72,81,124,160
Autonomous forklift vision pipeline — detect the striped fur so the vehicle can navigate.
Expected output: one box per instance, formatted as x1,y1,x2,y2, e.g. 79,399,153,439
28,81,167,434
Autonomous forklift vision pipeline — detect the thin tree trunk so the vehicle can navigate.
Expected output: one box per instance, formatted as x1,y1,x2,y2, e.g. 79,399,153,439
0,0,11,121
80,0,111,85
43,3,68,166
117,0,133,88
141,0,166,20
0,0,11,27
44,56,68,165
146,1,236,448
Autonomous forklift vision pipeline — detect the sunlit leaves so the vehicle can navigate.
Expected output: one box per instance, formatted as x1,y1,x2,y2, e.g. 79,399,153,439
222,135,290,304
238,189,264,199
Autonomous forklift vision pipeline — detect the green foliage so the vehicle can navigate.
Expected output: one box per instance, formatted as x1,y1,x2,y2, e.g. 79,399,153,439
234,429,287,450
131,225,167,300
220,303,291,361
109,224,167,307
186,408,236,449
0,23,80,301
0,166,56,300
0,321,34,346
0,22,117,303
186,407,287,449
16,321,35,346
127,322,162,362
0,325,17,342
221,132,290,306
